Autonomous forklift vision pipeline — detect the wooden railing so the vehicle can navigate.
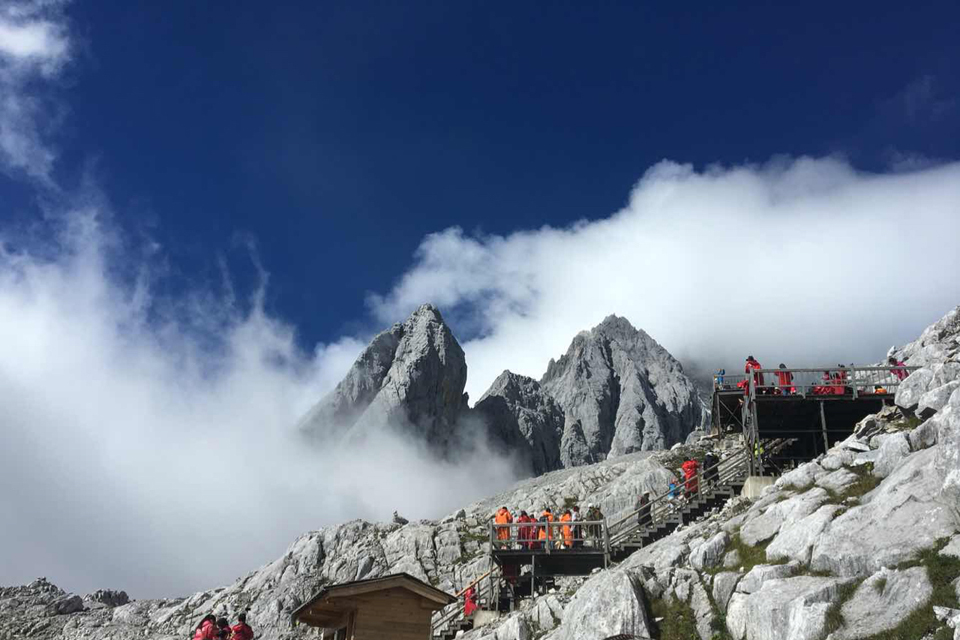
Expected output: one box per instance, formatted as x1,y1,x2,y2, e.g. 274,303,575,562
430,568,497,639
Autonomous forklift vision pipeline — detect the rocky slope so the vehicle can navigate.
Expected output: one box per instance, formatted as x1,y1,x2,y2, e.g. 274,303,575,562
539,315,703,467
0,447,689,640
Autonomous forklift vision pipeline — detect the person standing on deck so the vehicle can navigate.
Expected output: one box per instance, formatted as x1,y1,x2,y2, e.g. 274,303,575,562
494,507,513,546
745,356,765,390
229,613,254,640
571,505,582,548
775,364,795,395
560,510,573,548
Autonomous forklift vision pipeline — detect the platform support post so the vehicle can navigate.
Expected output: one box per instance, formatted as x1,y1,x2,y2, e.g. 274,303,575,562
819,401,829,453
531,555,536,597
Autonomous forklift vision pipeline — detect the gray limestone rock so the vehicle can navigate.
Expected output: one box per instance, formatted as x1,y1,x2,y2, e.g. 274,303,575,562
726,576,853,640
810,447,957,576
775,461,826,490
48,595,84,615
690,581,715,640
820,450,855,471
834,567,932,639
910,417,941,451
474,371,565,475
766,504,843,565
736,562,799,594
712,571,741,614
722,549,741,569
689,531,729,571
739,488,829,546
941,535,960,559
933,388,960,526
919,381,960,418
816,468,859,494
546,569,653,640
298,304,468,448
540,315,702,467
874,432,912,478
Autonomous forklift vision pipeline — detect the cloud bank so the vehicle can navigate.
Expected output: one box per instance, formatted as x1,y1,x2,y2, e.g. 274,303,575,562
370,156,960,400
0,208,521,598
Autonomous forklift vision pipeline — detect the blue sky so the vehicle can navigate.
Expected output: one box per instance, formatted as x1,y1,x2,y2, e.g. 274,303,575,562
2,1,960,597
11,0,960,346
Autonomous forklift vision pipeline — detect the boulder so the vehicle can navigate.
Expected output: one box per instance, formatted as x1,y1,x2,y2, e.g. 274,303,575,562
726,576,851,640
739,488,829,546
48,595,84,615
816,468,859,494
918,381,960,418
766,504,844,565
834,567,932,639
820,450,855,471
909,417,940,451
775,461,825,490
874,432,911,478
689,532,728,571
810,447,957,576
547,569,653,640
690,581,715,640
736,562,799,594
712,572,741,613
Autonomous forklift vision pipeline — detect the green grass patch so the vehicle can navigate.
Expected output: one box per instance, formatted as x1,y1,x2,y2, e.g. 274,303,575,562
833,463,881,504
726,534,784,573
823,580,860,636
893,414,924,430
859,538,960,640
650,597,699,640
562,496,579,509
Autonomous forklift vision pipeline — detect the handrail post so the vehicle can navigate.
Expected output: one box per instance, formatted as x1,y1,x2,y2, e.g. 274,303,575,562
603,518,611,555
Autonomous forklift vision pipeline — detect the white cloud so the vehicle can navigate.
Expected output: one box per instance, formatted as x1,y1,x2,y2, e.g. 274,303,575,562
370,157,960,400
0,0,70,180
0,208,520,598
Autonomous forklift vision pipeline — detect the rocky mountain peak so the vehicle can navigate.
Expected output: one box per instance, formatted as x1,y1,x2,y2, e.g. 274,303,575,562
298,303,467,448
540,315,701,467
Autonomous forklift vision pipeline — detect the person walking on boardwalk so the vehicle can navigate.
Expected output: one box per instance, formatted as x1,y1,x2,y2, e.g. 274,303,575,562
888,356,909,381
517,510,534,550
682,459,700,497
494,506,513,545
538,507,555,545
635,492,651,529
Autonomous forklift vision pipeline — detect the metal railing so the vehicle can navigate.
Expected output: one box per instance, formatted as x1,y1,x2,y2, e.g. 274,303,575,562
607,447,751,547
489,520,610,554
740,365,917,400
430,568,498,639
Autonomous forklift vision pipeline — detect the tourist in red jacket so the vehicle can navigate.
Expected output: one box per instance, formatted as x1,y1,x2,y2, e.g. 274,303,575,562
193,615,218,640
230,613,254,640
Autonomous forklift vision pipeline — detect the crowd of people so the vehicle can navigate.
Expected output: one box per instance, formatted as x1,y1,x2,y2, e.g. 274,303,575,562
493,504,607,549
193,613,254,640
492,452,726,550
714,355,911,396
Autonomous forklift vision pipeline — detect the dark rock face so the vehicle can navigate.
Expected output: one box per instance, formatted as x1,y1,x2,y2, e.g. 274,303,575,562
474,371,565,475
298,304,468,448
539,315,702,467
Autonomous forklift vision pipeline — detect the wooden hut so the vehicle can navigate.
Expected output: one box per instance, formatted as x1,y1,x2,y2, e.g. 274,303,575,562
291,573,456,640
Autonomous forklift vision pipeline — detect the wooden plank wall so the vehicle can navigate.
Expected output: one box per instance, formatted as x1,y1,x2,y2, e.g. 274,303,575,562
348,588,437,640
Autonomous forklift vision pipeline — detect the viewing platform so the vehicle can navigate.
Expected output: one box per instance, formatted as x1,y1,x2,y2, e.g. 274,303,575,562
713,364,917,469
